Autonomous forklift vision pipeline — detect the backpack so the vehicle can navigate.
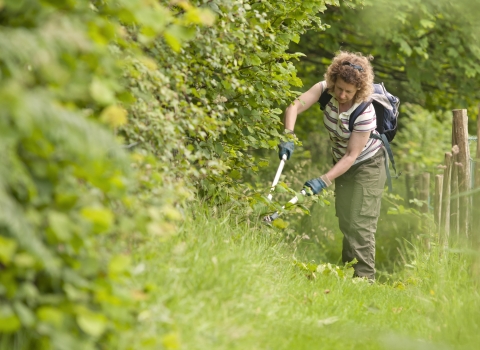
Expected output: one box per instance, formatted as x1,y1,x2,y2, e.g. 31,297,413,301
318,82,400,191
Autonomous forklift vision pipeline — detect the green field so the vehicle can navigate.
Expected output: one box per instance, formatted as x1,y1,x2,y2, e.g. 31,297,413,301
128,205,480,350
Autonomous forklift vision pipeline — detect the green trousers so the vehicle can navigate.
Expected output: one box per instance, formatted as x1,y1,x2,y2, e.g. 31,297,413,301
334,149,386,280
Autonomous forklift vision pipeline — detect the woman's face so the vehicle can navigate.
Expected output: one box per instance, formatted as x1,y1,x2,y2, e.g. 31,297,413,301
334,78,358,104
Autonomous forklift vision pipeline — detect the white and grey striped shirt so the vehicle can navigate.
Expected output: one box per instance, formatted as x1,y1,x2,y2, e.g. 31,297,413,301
322,92,382,164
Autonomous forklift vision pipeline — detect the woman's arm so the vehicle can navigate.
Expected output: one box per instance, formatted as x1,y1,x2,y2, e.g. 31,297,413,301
284,82,325,131
324,131,371,181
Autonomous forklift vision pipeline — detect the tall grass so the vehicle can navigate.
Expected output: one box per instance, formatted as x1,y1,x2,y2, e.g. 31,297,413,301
129,204,480,350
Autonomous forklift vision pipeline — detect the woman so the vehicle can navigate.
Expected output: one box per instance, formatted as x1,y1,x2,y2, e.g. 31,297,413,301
279,51,386,281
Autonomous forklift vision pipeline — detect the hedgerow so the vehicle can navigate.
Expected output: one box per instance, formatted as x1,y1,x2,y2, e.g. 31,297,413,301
0,0,340,348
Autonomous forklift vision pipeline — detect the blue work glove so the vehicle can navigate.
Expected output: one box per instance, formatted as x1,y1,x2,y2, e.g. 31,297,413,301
278,141,294,160
304,177,328,196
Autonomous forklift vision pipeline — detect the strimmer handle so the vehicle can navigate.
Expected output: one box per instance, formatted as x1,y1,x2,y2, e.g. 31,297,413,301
264,189,307,222
267,154,287,201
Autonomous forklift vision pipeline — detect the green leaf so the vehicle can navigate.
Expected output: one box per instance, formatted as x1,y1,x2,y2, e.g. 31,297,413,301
290,33,300,44
162,332,181,349
81,207,114,234
184,8,216,26
398,39,412,56
100,105,128,128
77,312,108,337
13,302,35,327
108,255,131,275
214,142,224,155
13,253,37,268
447,47,458,58
228,170,241,180
164,24,196,52
247,54,262,66
297,204,310,215
0,305,21,333
0,236,17,265
420,19,435,28
90,78,115,105
268,140,279,148
272,218,289,229
37,306,64,328
274,184,288,193
164,31,181,52
48,211,72,242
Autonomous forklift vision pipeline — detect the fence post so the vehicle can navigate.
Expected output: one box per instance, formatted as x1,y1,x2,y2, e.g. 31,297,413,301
452,109,470,237
434,174,443,231
450,148,459,237
440,152,453,246
405,164,415,208
419,172,431,249
418,172,430,214
474,105,480,242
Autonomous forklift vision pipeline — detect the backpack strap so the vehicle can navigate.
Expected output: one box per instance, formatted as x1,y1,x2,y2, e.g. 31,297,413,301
319,93,398,192
348,100,397,192
371,133,397,192
348,99,373,132
318,88,333,110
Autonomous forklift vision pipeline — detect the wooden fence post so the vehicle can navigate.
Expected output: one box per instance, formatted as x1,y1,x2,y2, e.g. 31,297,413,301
440,152,453,246
405,164,415,208
474,104,480,243
434,174,443,230
419,172,431,249
452,109,470,237
450,148,459,237
418,172,430,214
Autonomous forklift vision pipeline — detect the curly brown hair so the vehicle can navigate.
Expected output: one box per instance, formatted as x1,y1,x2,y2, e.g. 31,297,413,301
324,51,374,103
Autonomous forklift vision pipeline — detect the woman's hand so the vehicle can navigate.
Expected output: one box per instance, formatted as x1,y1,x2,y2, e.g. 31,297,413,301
303,177,328,195
278,141,294,160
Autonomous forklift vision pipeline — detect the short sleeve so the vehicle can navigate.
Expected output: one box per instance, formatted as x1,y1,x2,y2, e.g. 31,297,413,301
352,103,376,132
319,81,327,92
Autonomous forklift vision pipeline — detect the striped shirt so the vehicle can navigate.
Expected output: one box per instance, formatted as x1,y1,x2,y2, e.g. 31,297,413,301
321,82,382,164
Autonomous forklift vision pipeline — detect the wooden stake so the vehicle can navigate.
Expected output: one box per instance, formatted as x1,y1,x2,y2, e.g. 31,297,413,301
405,164,415,208
419,172,430,214
440,152,453,246
476,104,480,189
434,174,443,230
452,109,470,236
450,155,459,237
457,162,469,237
474,105,480,242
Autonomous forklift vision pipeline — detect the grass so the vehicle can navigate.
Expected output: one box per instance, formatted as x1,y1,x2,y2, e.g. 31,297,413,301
128,204,480,350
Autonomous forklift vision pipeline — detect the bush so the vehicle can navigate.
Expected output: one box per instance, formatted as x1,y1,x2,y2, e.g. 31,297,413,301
0,0,338,348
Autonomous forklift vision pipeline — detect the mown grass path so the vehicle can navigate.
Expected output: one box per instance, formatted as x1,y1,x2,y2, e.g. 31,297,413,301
131,207,480,350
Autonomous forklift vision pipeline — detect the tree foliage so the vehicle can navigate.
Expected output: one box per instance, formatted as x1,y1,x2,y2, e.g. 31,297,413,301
120,0,353,204
293,0,480,114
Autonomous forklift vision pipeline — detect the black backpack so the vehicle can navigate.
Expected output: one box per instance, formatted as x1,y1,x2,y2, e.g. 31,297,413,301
318,82,400,191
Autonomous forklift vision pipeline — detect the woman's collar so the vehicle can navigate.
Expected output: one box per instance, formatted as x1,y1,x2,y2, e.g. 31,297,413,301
333,98,361,112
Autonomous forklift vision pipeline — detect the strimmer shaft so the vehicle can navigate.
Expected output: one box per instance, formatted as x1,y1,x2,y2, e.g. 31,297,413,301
263,189,307,222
